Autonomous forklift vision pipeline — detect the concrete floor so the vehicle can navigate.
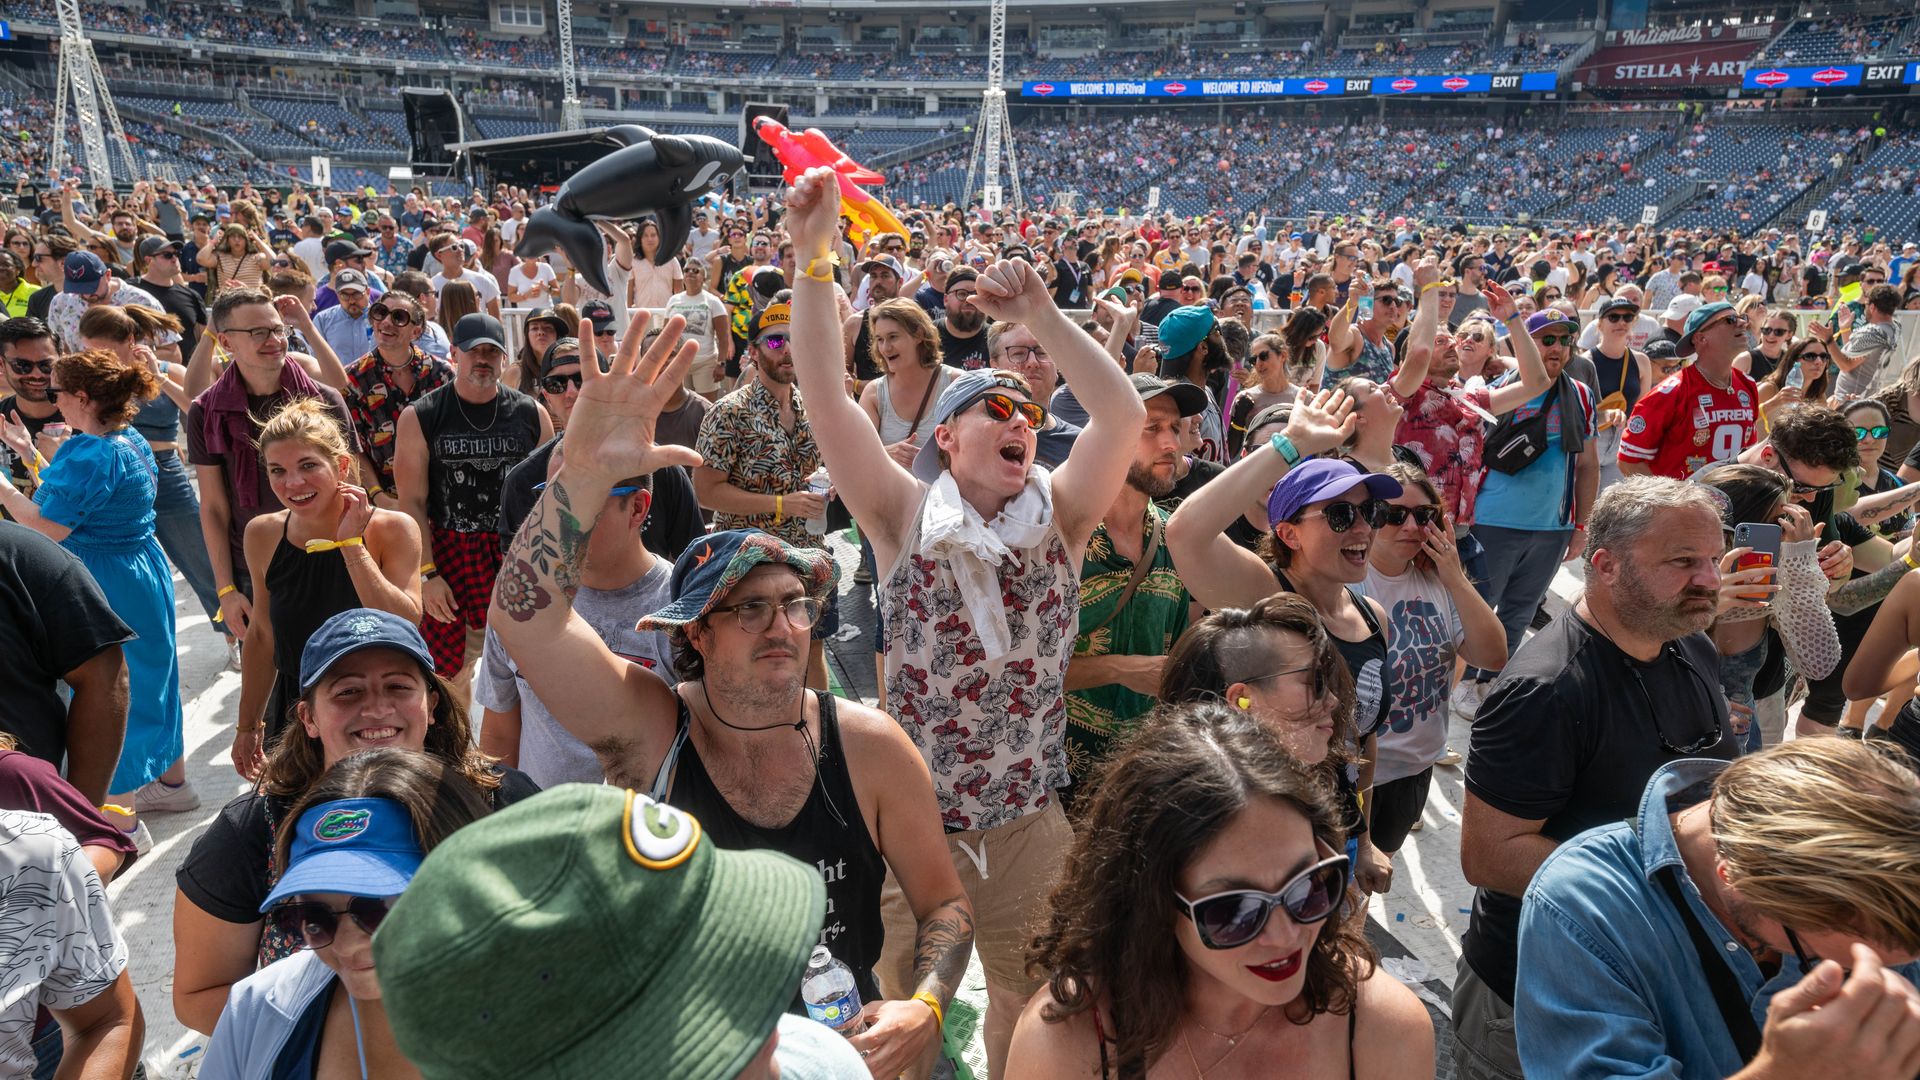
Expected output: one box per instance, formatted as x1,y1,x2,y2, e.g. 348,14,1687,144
115,533,1596,1077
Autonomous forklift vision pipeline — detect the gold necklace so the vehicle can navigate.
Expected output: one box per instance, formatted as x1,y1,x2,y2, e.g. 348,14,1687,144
1180,1005,1270,1077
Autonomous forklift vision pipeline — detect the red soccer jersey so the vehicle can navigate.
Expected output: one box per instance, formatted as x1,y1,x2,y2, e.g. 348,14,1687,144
1618,365,1760,479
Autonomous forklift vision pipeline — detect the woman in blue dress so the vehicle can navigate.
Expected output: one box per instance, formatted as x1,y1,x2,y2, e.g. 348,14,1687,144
0,347,184,849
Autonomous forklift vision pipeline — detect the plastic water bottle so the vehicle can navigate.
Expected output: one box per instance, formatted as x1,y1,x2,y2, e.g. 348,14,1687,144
804,467,831,537
801,945,864,1034
1784,363,1805,391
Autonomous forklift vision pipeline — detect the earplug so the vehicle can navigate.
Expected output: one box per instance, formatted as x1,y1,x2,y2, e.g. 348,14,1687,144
1236,696,1252,709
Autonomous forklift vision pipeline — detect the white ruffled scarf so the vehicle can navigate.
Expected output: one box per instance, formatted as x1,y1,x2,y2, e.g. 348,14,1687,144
919,466,1054,661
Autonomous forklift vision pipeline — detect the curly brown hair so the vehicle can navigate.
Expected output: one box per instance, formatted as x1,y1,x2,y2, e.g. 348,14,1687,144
1025,699,1373,1077
52,348,159,427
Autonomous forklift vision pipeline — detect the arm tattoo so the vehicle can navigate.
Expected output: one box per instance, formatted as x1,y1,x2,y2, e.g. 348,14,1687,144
911,896,975,1006
496,478,595,622
1828,558,1910,616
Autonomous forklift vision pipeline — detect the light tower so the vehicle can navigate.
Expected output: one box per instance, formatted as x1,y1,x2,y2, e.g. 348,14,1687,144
962,0,1023,218
556,0,584,130
48,0,141,186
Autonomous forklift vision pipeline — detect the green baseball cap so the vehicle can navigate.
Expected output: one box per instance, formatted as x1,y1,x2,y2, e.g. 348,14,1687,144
374,786,826,1080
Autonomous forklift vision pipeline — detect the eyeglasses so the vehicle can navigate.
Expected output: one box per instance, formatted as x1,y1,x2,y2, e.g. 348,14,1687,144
8,357,52,375
1625,644,1722,755
269,896,395,949
708,595,824,634
756,333,789,352
222,325,293,343
1782,925,1823,972
1535,334,1576,348
1603,311,1638,323
969,391,1048,428
1299,498,1389,533
1855,425,1890,441
368,305,414,326
541,370,583,394
1174,853,1350,950
1002,345,1050,365
945,289,976,303
1760,327,1791,337
1382,504,1443,528
1244,662,1325,699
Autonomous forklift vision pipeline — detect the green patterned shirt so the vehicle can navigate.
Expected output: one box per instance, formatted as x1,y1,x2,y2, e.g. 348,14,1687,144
1065,502,1190,794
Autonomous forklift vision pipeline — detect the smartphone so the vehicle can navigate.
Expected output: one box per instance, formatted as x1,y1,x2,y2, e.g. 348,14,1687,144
1732,522,1782,601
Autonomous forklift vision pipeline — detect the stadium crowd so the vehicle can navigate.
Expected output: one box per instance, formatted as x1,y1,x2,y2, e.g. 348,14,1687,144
6,126,1920,1080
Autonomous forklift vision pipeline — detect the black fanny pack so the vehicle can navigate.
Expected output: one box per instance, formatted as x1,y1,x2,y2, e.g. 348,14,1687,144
1484,406,1557,474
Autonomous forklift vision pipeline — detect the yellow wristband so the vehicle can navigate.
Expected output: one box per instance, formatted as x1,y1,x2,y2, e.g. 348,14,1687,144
912,991,944,1029
773,493,783,525
304,536,365,553
1903,552,1919,571
801,253,839,283
419,562,437,575
1420,279,1455,294
217,584,239,599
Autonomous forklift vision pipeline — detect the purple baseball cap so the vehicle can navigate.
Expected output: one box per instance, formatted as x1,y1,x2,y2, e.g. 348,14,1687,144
1266,457,1402,528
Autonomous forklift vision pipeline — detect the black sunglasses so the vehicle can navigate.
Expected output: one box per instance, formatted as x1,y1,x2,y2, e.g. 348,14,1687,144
368,305,414,326
1299,498,1389,533
8,357,52,375
269,896,395,949
1382,504,1443,528
1603,310,1638,323
1760,326,1791,337
541,370,583,394
1626,644,1723,755
1175,853,1350,949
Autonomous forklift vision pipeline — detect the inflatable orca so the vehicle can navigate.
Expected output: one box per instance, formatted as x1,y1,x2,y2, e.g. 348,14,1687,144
514,124,744,298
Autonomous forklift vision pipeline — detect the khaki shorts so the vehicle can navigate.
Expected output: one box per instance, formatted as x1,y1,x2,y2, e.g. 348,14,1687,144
685,352,727,395
877,799,1072,998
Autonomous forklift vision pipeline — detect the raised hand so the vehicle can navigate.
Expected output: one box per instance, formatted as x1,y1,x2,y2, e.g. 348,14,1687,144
559,312,703,491
1412,258,1442,291
334,484,374,541
783,166,844,265
1283,386,1359,457
0,412,34,464
969,258,1056,326
1482,280,1519,323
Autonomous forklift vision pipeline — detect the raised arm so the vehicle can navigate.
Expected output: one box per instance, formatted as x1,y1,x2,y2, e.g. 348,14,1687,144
1389,261,1444,400
1164,388,1356,610
1482,286,1548,415
1009,266,1147,550
785,167,924,552
490,314,696,757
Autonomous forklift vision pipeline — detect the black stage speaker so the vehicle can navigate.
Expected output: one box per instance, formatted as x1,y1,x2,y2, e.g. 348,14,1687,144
740,101,789,186
402,88,466,177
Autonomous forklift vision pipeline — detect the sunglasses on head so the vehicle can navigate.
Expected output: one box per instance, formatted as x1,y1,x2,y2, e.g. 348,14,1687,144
269,896,395,949
1383,504,1443,528
541,369,583,394
970,391,1048,428
1855,425,1890,441
368,305,413,326
1175,853,1350,950
8,357,52,375
1299,498,1389,533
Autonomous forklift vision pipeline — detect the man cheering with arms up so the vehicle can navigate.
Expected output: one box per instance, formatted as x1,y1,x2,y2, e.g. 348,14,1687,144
787,166,1145,1077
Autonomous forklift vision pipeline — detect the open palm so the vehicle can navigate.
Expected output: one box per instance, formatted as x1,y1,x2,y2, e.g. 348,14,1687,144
560,312,704,487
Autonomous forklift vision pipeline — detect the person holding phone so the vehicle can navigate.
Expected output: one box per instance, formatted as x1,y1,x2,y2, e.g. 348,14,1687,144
1695,463,1839,753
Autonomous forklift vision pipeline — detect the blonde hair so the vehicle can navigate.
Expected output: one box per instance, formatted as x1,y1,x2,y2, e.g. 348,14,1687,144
258,396,351,465
1712,739,1920,951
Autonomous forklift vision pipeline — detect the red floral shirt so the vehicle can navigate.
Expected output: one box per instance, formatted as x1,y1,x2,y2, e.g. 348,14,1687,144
343,347,454,490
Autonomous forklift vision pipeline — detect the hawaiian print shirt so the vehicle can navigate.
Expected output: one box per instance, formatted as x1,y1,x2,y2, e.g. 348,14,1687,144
693,379,823,547
373,236,414,278
343,345,453,491
1392,378,1492,528
1064,504,1189,792
881,487,1080,833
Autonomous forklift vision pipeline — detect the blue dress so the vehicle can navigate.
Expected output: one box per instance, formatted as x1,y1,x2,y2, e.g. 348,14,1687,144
34,427,184,792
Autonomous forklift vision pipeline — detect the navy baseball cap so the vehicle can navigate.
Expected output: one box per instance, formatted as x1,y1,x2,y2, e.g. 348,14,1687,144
1265,458,1402,529
636,530,838,632
260,797,426,910
299,608,437,693
452,313,508,352
63,250,107,294
910,368,1034,482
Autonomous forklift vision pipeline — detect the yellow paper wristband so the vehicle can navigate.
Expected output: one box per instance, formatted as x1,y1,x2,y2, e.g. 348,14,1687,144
913,991,944,1029
1421,279,1456,294
419,562,437,575
801,253,839,282
217,584,239,599
304,536,365,554
773,493,784,525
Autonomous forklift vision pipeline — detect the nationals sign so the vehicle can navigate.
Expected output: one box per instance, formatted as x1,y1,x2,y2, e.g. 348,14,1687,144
1580,39,1762,86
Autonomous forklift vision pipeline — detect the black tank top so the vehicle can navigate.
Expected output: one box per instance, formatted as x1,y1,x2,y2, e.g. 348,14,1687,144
1277,572,1392,740
852,312,881,384
413,383,543,533
661,691,887,1006
1742,347,1782,384
1590,347,1642,410
263,522,362,738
